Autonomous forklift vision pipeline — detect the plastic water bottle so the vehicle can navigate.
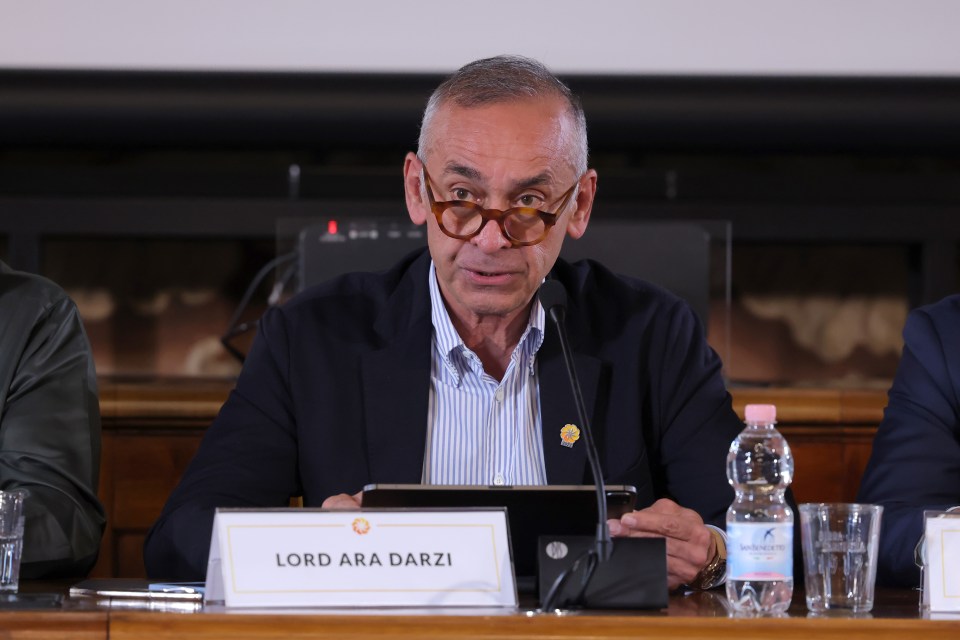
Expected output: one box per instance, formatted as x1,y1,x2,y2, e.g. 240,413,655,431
725,404,794,614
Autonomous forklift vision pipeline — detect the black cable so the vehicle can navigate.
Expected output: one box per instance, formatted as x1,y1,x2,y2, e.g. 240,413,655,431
221,252,298,363
539,548,599,612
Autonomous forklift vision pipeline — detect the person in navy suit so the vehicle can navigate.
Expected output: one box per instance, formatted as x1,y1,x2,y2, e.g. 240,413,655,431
145,55,743,591
858,294,960,587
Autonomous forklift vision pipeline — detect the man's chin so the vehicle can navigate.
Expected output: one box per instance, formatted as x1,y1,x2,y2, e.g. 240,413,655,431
459,292,528,319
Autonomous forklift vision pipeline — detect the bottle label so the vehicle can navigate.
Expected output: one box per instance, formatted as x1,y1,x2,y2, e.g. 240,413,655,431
726,522,793,581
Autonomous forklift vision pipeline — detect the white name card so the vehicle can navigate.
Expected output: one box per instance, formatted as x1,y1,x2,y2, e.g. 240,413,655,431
923,510,960,612
204,508,517,608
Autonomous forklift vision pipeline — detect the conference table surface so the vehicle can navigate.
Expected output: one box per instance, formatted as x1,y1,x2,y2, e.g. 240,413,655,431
3,580,958,640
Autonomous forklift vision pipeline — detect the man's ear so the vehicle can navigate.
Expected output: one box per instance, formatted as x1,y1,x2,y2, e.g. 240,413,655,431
565,169,597,240
403,152,428,225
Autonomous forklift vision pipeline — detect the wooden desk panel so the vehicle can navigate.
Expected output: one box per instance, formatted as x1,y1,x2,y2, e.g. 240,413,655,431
93,379,888,578
107,590,956,640
10,583,952,640
0,611,107,640
780,426,877,504
107,612,960,640
94,432,206,578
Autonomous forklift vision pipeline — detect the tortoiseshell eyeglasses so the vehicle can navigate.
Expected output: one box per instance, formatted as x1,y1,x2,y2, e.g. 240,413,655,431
422,168,579,247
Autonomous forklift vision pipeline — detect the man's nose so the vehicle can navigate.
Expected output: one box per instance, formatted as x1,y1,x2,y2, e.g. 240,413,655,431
471,217,512,253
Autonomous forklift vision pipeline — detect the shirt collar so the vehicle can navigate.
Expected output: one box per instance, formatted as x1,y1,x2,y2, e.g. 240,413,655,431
428,262,545,381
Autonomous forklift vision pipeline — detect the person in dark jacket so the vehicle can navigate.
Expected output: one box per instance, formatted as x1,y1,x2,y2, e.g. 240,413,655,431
145,55,742,592
0,260,106,577
858,294,960,587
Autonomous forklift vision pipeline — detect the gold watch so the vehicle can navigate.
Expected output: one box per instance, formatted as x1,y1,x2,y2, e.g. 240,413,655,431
686,528,727,591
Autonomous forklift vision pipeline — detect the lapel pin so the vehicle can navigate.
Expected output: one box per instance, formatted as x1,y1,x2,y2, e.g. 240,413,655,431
560,424,580,448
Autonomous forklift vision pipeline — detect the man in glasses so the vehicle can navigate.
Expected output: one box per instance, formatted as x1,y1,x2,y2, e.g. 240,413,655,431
146,55,741,593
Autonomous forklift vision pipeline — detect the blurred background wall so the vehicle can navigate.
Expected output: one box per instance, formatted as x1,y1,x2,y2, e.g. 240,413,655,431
2,0,958,385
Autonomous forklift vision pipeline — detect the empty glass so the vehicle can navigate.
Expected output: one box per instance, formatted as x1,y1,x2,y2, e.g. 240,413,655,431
0,490,27,592
799,503,883,613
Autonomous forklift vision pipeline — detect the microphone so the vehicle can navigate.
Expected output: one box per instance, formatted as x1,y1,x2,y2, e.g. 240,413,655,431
536,279,667,610
538,280,612,563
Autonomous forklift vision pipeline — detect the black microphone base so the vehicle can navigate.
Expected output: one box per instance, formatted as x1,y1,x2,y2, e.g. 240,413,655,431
537,535,668,609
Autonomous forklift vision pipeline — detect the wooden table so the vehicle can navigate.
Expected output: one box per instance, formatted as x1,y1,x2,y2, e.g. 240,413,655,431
4,583,957,640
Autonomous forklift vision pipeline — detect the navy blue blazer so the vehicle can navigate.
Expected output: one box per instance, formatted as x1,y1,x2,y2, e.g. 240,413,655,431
144,250,743,580
857,294,960,587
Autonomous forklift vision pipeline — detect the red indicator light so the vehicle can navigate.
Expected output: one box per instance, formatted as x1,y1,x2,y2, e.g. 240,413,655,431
327,220,338,235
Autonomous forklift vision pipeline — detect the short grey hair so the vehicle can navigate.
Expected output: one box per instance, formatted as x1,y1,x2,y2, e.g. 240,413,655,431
417,55,588,175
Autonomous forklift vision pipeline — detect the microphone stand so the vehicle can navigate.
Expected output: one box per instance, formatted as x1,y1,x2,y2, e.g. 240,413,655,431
538,280,609,611
545,297,612,563
536,280,667,611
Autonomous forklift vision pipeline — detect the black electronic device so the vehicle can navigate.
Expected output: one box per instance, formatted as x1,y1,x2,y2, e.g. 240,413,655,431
295,218,711,330
536,535,668,609
558,221,710,327
297,218,425,292
360,483,636,582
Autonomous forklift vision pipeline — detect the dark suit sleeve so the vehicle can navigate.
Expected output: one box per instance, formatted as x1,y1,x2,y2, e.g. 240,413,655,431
857,304,960,588
1,296,106,578
650,300,742,530
648,300,805,573
144,307,303,580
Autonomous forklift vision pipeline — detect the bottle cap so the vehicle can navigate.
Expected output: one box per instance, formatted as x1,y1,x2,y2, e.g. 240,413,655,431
744,404,777,423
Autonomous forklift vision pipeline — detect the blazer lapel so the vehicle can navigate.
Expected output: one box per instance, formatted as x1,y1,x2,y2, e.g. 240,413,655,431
361,338,430,483
538,332,602,485
360,255,433,484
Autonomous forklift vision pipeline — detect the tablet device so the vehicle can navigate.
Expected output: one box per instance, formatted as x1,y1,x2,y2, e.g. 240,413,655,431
361,484,637,580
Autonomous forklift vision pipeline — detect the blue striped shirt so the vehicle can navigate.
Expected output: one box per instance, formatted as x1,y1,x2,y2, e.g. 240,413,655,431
422,263,547,486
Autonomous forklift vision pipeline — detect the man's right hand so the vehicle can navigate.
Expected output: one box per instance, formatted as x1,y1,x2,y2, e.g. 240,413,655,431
321,492,363,510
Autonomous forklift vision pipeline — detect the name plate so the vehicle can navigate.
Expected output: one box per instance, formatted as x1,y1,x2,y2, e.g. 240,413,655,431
923,510,960,612
204,508,516,608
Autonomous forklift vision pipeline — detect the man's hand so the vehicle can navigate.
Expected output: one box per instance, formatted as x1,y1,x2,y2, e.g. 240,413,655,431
321,491,363,510
607,497,715,590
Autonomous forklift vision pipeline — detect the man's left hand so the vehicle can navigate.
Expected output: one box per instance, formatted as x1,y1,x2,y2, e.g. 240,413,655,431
321,491,363,510
607,497,715,590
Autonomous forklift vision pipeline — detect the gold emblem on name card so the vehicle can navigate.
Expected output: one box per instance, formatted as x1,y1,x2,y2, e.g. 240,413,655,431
352,517,371,535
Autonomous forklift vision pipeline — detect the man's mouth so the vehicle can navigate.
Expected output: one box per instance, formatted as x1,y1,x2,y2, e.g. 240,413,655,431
464,267,514,283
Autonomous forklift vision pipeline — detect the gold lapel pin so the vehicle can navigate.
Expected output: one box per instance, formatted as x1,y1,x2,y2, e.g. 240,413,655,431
560,424,581,448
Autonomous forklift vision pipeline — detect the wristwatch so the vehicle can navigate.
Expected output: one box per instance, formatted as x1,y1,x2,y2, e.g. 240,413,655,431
686,528,727,591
